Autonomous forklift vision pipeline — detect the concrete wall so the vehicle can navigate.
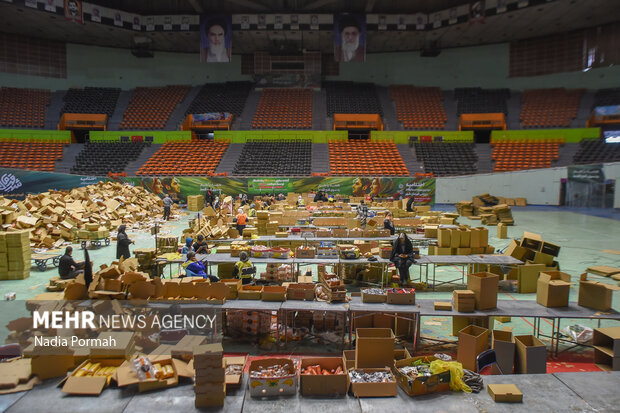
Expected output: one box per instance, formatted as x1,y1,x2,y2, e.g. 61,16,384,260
2,42,620,90
437,161,620,207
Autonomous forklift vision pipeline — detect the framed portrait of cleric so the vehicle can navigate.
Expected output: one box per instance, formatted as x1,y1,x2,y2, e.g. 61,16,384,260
333,14,366,63
200,14,232,63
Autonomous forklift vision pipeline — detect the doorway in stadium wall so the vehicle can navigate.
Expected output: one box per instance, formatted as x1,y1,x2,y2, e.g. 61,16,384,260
473,129,491,143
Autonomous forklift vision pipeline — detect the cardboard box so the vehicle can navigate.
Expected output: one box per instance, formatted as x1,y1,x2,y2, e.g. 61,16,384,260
504,240,527,260
533,251,554,266
286,283,315,300
30,350,75,380
362,289,387,303
457,325,489,371
61,358,124,395
453,290,476,312
355,328,395,368
437,228,451,247
171,335,206,361
295,246,315,258
593,327,620,371
386,290,415,305
456,247,472,255
349,368,397,397
248,358,297,397
434,301,452,311
224,355,247,390
497,223,508,239
449,229,461,249
332,229,348,238
343,350,355,370
467,272,499,310
424,225,438,238
90,332,135,358
262,286,287,301
238,285,263,300
578,273,619,311
116,356,193,392
220,278,242,300
459,229,471,247
436,247,452,255
536,271,571,307
488,384,523,403
514,335,546,374
393,356,451,397
299,357,348,396
515,264,546,293
492,330,515,374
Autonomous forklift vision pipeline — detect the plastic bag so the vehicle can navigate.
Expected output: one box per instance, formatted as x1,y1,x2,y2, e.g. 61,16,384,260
429,360,472,393
562,324,593,344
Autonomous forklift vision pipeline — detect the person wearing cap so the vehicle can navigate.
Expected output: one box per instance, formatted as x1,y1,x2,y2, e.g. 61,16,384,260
235,208,248,236
193,235,210,254
58,246,85,280
116,225,134,260
248,204,257,217
233,251,254,284
183,251,219,282
335,15,365,62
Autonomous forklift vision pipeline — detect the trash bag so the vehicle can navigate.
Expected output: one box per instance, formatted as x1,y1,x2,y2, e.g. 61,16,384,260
429,360,472,393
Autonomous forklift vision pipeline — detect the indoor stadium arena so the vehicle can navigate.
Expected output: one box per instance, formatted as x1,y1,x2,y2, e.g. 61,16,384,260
0,0,619,411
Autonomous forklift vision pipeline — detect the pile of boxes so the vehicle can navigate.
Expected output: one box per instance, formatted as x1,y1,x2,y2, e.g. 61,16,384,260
193,343,226,408
0,182,172,248
504,231,561,293
2,230,31,280
156,236,178,254
187,195,204,212
429,226,492,255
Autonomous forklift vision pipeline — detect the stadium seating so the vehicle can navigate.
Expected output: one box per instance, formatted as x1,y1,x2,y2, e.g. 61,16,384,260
251,89,312,129
61,87,120,116
136,140,228,176
120,85,190,130
325,81,383,116
329,140,409,176
390,86,447,129
70,142,147,175
414,142,477,176
520,88,583,128
0,87,50,128
491,139,563,172
455,88,510,115
592,87,620,108
232,140,312,176
573,138,620,164
185,82,252,117
0,141,64,172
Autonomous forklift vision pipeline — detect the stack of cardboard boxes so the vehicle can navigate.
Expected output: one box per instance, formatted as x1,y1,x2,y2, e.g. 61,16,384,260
429,226,491,256
193,343,226,408
187,195,204,212
0,232,7,277
504,232,561,293
4,230,31,280
255,211,269,236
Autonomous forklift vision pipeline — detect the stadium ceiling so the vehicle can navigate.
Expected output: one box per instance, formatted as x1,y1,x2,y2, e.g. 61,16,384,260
0,0,618,54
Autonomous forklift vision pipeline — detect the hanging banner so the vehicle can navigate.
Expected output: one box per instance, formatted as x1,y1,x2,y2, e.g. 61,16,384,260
333,14,366,62
0,169,436,205
113,11,122,26
496,0,507,13
90,4,101,22
594,105,620,116
469,1,485,24
44,0,56,12
568,164,605,183
192,112,231,122
200,14,232,63
415,13,426,30
24,0,37,8
64,0,82,23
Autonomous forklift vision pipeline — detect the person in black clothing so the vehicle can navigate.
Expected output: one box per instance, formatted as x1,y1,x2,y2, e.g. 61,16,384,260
204,188,214,207
116,225,134,260
384,211,395,235
193,235,210,254
390,232,415,286
58,246,85,280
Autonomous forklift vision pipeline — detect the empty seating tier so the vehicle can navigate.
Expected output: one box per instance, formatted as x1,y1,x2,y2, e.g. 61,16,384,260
325,81,383,116
455,88,510,115
185,82,252,117
492,139,563,172
120,85,190,130
329,140,409,176
0,141,64,172
0,87,50,128
136,140,228,176
573,139,620,164
390,86,447,130
70,142,147,176
520,88,583,128
232,140,312,176
251,89,312,129
61,87,120,117
414,142,477,176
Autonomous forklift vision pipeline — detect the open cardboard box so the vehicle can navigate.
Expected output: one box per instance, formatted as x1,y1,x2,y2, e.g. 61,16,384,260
286,283,315,300
393,356,451,396
467,272,499,310
361,289,387,303
116,355,193,392
238,285,263,300
386,290,415,305
60,358,124,396
219,278,242,300
248,358,297,397
171,335,207,361
355,328,395,368
349,368,397,397
300,357,348,396
224,355,247,390
514,335,546,374
262,286,287,301
492,330,515,374
536,271,572,307
89,331,135,359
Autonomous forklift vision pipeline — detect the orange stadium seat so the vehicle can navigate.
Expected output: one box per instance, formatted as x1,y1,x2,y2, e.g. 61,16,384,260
520,88,583,128
251,89,313,129
0,87,51,129
119,85,190,130
0,141,65,172
390,85,447,130
328,140,409,176
136,140,229,176
491,139,563,172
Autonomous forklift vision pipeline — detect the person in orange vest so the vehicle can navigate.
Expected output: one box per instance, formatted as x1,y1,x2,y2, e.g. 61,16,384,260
235,208,248,236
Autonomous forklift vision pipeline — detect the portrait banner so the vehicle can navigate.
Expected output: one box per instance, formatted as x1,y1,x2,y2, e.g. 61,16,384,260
333,13,366,63
200,14,232,63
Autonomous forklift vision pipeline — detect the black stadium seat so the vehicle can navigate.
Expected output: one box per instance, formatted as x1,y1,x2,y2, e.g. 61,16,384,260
232,140,312,176
70,142,147,175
